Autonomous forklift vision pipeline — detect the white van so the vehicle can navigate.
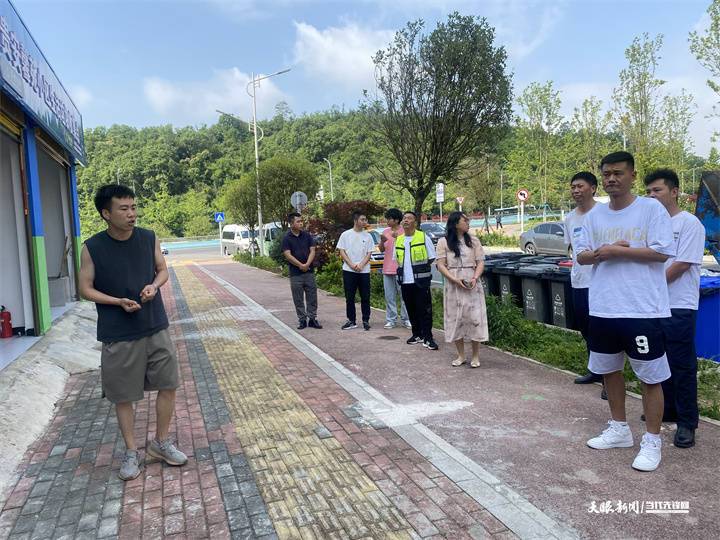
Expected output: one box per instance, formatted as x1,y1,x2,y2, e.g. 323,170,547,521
221,224,257,255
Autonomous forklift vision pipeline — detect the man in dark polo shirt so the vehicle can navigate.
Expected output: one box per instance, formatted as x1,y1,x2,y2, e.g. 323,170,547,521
281,212,322,329
78,184,187,481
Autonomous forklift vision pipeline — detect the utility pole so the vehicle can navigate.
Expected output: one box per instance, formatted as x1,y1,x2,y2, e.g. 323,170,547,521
323,156,334,201
116,167,119,185
500,169,503,210
246,68,290,256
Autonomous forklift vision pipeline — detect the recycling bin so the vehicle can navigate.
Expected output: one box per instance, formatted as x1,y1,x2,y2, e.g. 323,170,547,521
494,262,530,306
696,275,720,361
480,258,508,297
544,266,575,329
516,264,557,322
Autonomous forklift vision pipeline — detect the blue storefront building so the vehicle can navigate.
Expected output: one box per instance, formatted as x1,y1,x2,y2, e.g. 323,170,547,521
0,0,86,364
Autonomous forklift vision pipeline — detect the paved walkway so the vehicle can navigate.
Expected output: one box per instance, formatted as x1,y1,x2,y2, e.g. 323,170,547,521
1,258,718,539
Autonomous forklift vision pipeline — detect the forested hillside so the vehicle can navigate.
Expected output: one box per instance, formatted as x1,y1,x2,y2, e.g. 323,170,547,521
76,31,715,238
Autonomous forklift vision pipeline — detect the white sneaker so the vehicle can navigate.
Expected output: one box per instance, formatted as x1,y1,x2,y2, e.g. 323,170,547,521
384,322,396,329
403,321,412,329
632,434,662,472
587,421,634,450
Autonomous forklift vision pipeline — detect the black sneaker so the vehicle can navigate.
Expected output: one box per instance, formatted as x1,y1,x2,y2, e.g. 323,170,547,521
341,321,357,330
363,322,371,331
423,339,439,350
574,372,603,384
308,319,323,329
406,336,423,344
297,319,307,329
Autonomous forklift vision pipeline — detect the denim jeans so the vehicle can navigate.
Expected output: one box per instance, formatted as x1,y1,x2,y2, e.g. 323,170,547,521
383,274,408,324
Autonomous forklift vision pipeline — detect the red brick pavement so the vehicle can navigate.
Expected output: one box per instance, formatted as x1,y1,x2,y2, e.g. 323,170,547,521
189,265,513,539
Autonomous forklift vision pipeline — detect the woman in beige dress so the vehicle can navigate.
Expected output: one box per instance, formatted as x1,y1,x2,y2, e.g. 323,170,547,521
436,212,489,367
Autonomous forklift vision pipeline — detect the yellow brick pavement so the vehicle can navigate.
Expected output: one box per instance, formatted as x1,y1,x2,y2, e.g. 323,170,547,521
174,266,416,539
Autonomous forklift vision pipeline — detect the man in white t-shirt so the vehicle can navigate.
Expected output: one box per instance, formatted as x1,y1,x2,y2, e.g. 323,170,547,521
337,211,376,330
564,171,605,397
645,168,706,449
576,151,674,472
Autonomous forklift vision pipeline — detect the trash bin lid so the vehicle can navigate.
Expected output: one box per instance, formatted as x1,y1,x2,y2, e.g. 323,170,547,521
543,266,571,280
494,262,532,274
699,275,720,296
516,264,559,276
494,252,526,259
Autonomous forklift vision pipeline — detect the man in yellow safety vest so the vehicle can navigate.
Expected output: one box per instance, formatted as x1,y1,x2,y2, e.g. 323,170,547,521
394,211,438,350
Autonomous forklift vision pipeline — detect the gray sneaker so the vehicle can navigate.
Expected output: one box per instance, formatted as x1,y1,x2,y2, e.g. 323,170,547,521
147,437,188,466
118,449,141,481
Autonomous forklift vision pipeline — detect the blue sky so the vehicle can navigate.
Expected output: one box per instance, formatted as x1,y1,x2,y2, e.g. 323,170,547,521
13,0,719,156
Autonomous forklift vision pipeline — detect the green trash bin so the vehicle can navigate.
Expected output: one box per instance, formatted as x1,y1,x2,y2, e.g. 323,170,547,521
480,258,508,297
494,262,532,306
516,264,557,322
543,266,575,328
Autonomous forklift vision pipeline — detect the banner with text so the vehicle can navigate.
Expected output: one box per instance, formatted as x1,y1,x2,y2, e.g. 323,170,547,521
0,0,85,164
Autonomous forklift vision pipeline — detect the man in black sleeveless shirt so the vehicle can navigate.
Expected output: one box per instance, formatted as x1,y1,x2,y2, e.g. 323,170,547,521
79,185,187,481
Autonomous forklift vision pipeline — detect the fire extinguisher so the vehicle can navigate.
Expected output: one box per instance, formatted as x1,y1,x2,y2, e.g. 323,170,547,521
1,306,12,338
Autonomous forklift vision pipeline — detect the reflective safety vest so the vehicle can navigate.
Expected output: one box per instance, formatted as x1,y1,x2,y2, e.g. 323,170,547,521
395,230,432,287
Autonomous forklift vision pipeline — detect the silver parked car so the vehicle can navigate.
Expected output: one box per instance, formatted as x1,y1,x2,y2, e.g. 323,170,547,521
518,222,572,257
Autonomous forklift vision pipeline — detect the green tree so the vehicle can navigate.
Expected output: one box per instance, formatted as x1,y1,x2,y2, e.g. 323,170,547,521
689,0,720,139
513,81,563,206
366,12,512,216
612,32,666,179
661,89,696,173
708,146,720,169
258,156,319,228
220,174,259,236
573,96,612,173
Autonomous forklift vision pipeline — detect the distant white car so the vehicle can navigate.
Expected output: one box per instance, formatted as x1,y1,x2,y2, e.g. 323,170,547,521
161,246,169,255
518,222,571,257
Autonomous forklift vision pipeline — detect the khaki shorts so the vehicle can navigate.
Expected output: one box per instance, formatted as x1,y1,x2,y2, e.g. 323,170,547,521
101,328,179,403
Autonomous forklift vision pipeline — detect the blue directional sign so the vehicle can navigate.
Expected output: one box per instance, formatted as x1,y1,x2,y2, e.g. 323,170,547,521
214,212,225,223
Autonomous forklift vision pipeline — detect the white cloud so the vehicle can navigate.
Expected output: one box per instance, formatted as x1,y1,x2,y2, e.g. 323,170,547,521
68,84,93,109
557,82,614,121
143,67,287,125
207,0,313,20
358,0,567,62
495,1,566,62
293,21,395,90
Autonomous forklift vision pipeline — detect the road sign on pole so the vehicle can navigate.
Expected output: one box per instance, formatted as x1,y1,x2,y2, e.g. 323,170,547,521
436,183,445,203
215,212,225,256
291,191,308,212
516,189,528,232
456,196,465,211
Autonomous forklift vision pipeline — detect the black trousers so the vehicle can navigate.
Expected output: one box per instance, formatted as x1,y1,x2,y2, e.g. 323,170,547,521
572,287,591,358
343,271,370,323
661,309,699,429
401,283,433,341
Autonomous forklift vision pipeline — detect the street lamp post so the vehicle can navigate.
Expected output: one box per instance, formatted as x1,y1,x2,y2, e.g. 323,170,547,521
246,68,290,256
323,156,334,201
